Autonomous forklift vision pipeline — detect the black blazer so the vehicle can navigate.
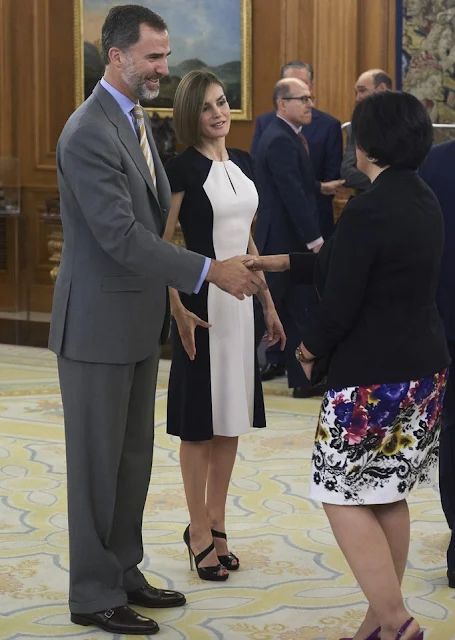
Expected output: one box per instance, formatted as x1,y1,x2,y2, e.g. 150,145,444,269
254,116,320,255
292,167,450,389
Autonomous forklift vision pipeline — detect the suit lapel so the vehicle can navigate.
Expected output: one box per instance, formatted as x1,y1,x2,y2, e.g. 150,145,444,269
93,84,160,204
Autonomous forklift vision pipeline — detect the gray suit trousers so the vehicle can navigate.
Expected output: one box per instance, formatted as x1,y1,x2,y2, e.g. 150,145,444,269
57,350,159,614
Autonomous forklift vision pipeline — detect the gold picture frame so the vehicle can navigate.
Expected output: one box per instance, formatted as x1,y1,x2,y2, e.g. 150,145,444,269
74,0,252,120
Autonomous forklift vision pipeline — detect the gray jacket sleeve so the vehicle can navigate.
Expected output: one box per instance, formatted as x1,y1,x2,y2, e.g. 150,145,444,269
340,130,371,191
60,123,206,295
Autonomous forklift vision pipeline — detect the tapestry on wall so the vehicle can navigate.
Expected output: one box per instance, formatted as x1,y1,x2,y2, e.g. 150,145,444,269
398,0,455,128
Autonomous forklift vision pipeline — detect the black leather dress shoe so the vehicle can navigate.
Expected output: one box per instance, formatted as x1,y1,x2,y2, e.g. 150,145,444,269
293,384,326,398
127,584,186,608
448,569,455,588
260,363,286,381
71,605,159,635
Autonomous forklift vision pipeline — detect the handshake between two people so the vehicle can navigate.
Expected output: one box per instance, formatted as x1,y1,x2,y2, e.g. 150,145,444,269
204,253,315,380
205,252,296,301
173,254,288,361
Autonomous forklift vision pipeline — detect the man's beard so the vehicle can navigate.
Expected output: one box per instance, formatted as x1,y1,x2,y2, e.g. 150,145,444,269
122,55,161,101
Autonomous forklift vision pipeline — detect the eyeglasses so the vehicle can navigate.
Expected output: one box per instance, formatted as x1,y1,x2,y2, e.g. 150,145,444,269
282,95,314,105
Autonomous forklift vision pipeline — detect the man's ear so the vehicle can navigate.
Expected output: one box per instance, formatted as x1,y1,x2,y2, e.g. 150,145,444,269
108,47,123,67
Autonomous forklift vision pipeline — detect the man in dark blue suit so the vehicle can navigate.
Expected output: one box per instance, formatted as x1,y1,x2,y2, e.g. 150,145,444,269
254,77,332,397
420,139,455,589
251,62,343,389
251,61,343,241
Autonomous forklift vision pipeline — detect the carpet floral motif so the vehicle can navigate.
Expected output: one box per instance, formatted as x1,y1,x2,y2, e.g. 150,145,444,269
0,345,454,639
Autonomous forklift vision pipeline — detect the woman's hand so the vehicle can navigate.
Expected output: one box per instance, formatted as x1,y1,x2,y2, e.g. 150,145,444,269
252,255,290,273
174,308,212,361
263,308,286,350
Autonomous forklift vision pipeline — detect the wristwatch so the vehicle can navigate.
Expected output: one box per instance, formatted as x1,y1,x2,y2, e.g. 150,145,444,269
295,346,315,364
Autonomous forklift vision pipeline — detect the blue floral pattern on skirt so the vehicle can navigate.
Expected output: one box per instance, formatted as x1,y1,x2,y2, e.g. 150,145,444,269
309,370,448,505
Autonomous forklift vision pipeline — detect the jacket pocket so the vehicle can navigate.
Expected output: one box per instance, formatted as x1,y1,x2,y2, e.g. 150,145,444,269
101,275,145,292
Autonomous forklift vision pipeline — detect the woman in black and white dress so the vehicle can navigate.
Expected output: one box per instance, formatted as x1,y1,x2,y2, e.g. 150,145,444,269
163,70,285,581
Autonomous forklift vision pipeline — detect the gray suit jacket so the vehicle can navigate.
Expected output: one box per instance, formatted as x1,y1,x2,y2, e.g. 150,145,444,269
340,124,371,191
49,82,205,364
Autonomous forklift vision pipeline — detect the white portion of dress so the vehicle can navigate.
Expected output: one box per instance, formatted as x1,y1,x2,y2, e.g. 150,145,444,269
203,160,259,437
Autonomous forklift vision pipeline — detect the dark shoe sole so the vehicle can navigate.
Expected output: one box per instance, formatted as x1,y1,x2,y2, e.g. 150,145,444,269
70,613,159,635
127,594,187,608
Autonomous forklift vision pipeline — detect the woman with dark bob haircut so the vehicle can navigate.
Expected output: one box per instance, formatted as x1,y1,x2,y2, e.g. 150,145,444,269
254,91,450,640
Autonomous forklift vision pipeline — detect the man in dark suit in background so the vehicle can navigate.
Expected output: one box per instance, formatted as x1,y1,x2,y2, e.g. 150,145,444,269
254,78,332,397
251,61,343,240
341,69,393,192
252,61,343,385
419,139,455,589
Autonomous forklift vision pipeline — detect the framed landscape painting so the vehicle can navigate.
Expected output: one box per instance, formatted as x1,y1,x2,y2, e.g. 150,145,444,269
74,0,252,120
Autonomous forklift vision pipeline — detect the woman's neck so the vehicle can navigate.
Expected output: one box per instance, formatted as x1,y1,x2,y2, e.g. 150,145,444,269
195,137,228,162
367,164,390,183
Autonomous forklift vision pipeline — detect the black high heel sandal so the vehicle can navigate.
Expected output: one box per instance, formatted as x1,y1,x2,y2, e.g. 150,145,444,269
211,528,240,570
183,525,229,582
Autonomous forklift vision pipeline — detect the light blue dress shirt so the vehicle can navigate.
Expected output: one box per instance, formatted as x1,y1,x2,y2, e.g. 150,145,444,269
99,78,210,293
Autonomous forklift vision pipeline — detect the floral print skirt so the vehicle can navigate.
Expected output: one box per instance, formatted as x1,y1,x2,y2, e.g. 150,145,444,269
309,370,448,505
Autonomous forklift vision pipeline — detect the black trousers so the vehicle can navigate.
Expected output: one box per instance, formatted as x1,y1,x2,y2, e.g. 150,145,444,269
440,340,455,570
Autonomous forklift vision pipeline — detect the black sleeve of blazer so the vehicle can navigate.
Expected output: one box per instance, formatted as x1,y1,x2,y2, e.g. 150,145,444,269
300,200,380,357
289,252,317,284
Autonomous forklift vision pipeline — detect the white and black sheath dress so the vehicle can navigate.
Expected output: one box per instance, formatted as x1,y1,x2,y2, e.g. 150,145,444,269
165,146,266,441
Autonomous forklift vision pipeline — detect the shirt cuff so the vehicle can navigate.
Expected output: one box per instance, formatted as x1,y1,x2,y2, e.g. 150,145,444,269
307,237,324,250
193,257,211,293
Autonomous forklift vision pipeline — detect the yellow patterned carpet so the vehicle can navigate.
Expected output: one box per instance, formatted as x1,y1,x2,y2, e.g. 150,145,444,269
1,344,455,640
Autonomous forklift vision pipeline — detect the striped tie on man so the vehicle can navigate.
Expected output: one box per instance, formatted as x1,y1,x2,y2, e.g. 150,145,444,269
133,104,157,188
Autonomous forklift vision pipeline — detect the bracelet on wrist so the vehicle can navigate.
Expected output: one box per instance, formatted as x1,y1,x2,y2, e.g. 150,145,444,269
295,346,315,364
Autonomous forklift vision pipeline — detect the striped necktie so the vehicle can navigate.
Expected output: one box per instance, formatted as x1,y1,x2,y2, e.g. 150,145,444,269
132,105,157,188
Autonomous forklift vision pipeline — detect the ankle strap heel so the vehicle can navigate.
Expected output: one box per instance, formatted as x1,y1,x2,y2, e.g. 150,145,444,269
395,618,423,640
211,528,240,570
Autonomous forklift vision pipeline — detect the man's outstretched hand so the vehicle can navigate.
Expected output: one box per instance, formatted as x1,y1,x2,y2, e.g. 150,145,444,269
206,255,267,300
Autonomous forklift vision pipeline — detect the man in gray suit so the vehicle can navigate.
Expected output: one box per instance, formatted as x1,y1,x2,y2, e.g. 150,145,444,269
49,5,265,635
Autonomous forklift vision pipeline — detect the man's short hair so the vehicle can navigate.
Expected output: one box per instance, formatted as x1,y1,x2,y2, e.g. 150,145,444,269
101,4,167,65
272,81,294,111
173,70,226,147
280,61,314,81
373,71,393,90
352,91,433,169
